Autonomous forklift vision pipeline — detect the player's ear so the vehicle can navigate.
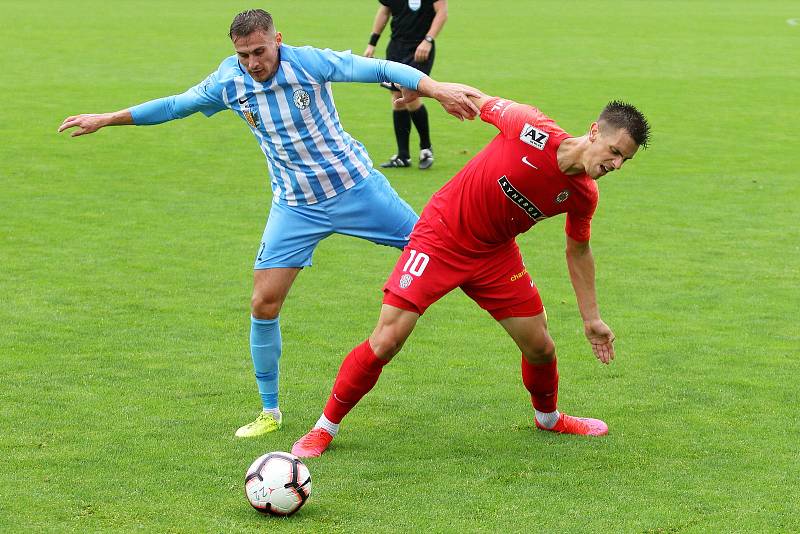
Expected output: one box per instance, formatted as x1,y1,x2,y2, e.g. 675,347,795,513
275,32,283,45
588,121,600,142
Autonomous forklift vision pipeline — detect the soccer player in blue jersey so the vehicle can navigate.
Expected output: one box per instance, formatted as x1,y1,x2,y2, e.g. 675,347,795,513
58,9,479,438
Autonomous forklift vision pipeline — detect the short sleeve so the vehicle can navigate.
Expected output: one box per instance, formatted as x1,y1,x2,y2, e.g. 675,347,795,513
479,97,549,140
564,189,598,242
293,47,351,83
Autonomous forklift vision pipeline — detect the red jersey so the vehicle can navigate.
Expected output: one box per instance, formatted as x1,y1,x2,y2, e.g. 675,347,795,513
422,97,598,254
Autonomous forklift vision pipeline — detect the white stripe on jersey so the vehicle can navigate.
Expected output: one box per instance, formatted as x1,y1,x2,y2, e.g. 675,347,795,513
225,84,293,203
233,77,305,205
294,63,371,184
256,81,320,204
270,66,340,201
321,81,371,185
281,62,354,199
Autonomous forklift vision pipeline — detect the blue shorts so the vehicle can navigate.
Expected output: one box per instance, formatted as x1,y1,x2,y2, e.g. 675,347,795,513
254,170,418,269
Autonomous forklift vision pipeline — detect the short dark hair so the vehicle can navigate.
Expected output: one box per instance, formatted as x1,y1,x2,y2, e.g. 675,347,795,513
229,9,275,40
598,100,651,148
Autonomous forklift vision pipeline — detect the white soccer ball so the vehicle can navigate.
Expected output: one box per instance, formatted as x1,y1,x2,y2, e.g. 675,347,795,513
245,451,312,516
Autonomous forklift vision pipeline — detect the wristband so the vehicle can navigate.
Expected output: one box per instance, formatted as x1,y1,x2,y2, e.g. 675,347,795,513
369,33,380,46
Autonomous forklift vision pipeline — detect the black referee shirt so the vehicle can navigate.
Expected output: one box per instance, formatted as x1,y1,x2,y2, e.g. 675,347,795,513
380,0,440,43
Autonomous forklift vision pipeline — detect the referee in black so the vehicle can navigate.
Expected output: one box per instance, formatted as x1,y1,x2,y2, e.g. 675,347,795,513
364,0,448,170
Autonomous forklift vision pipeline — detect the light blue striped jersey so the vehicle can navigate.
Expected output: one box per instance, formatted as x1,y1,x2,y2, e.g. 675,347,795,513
131,45,424,206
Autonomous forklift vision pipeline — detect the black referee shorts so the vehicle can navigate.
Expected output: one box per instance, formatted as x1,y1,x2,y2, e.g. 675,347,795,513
386,38,435,77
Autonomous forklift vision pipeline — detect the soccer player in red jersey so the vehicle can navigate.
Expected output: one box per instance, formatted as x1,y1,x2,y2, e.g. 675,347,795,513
292,89,650,457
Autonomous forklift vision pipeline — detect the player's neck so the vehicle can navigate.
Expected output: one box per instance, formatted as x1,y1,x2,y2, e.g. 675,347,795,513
557,135,590,175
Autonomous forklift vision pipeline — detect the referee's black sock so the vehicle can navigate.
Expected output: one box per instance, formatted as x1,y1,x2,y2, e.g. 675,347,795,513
392,109,411,160
410,105,431,150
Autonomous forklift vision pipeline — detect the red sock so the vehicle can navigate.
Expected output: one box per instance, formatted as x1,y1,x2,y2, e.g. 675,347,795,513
520,356,559,413
323,340,389,424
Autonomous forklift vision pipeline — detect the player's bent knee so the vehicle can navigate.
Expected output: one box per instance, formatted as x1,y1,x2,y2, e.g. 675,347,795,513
369,329,407,361
251,293,282,320
522,336,556,365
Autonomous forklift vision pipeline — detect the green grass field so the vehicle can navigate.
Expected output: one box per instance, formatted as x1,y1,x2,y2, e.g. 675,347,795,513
2,0,799,531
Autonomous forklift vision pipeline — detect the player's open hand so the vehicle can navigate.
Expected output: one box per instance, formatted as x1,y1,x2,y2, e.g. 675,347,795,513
58,114,109,137
584,319,615,364
363,45,376,58
394,87,421,108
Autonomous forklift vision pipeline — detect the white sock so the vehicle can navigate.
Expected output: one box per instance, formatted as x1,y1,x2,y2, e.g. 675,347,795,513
314,414,339,437
262,407,281,421
535,409,560,429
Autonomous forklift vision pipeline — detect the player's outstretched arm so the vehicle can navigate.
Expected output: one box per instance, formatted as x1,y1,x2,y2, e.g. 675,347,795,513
59,81,226,138
58,110,134,137
399,78,485,121
565,236,615,364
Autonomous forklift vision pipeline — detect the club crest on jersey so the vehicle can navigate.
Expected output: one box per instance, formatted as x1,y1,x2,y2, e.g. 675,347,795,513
399,274,413,289
498,176,548,221
293,89,311,110
237,96,261,128
408,0,421,11
520,123,549,150
555,189,570,203
242,108,261,129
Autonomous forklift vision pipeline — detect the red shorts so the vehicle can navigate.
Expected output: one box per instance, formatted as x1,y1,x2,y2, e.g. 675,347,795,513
383,220,543,321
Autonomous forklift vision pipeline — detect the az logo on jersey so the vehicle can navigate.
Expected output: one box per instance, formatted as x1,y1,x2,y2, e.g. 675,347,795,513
520,123,549,150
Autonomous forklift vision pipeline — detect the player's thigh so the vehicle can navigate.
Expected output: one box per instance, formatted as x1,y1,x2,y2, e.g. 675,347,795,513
254,201,332,269
328,171,418,249
383,233,469,317
461,242,544,322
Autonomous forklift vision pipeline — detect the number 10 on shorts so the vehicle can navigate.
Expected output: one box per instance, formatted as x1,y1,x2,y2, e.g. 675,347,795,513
402,249,429,276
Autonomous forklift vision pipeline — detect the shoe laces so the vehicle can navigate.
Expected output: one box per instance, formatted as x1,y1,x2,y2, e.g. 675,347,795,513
252,411,279,426
302,428,332,445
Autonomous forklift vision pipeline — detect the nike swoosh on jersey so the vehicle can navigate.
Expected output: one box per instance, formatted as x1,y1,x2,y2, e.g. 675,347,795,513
521,156,539,169
238,97,249,104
